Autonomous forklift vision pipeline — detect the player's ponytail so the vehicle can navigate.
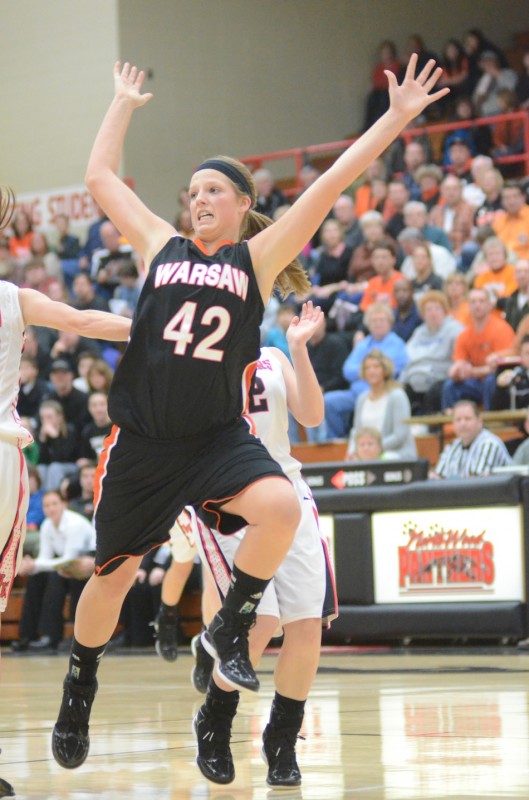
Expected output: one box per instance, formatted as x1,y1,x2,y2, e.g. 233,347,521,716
0,186,15,230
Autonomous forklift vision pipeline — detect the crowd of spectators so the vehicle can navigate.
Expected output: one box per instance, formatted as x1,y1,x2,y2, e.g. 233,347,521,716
4,26,529,649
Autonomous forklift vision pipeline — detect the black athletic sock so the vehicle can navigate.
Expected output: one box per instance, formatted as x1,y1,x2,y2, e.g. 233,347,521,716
268,692,306,731
159,601,178,619
69,638,107,686
205,680,240,716
223,565,271,615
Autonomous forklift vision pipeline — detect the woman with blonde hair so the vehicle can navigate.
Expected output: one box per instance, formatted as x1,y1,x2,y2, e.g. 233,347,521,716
345,349,416,459
444,271,471,326
86,358,114,395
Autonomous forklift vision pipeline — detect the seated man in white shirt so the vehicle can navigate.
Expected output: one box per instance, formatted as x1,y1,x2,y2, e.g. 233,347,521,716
398,227,456,281
431,400,512,479
14,490,95,652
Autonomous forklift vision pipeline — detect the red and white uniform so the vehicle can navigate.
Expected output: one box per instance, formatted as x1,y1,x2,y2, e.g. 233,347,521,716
194,347,337,626
0,281,32,612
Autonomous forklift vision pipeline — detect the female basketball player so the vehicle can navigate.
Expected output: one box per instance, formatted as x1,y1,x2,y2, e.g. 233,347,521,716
0,186,130,798
192,301,336,788
52,57,448,770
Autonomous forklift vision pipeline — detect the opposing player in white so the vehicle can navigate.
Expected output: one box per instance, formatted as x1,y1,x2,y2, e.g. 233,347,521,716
192,301,337,788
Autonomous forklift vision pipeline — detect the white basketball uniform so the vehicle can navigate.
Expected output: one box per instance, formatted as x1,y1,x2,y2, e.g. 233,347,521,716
0,281,32,612
192,347,337,626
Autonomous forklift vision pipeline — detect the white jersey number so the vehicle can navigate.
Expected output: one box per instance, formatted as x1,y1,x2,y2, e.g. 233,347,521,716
163,301,230,362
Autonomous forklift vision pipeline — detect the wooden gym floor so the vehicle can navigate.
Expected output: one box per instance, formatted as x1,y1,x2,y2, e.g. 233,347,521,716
1,646,529,799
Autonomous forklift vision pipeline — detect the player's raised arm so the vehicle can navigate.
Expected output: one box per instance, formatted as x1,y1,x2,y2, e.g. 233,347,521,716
249,55,449,297
272,301,325,427
84,62,175,266
18,288,131,341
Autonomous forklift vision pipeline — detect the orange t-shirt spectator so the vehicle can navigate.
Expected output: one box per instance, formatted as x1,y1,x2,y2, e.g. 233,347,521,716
493,182,529,260
473,236,518,314
360,243,404,311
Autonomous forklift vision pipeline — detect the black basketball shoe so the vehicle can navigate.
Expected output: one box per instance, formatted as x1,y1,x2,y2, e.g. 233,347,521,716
193,704,235,784
191,633,214,693
153,608,179,662
202,607,259,692
51,675,98,769
261,723,302,788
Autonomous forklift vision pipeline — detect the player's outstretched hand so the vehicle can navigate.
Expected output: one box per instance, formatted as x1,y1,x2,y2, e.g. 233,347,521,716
113,61,153,107
385,53,449,121
286,301,324,348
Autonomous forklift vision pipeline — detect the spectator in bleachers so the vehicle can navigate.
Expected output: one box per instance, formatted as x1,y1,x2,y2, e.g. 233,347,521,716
78,392,112,463
473,236,518,309
90,220,135,301
516,49,529,110
414,164,443,211
17,354,52,428
393,277,422,342
404,201,452,251
37,400,81,491
54,213,80,261
473,50,517,117
501,259,529,331
493,335,529,411
9,209,33,266
68,461,97,520
305,317,349,443
353,159,388,217
463,29,509,96
308,218,352,314
347,426,400,461
49,330,100,374
86,358,114,395
30,230,62,280
23,325,53,376
410,243,444,297
78,199,108,270
429,175,476,261
400,290,463,415
20,259,55,294
364,40,401,129
48,359,90,433
432,399,512,479
0,235,18,282
117,545,172,648
332,194,363,251
14,490,95,652
174,207,193,238
441,287,515,411
444,96,493,160
438,39,469,107
24,465,45,557
400,34,438,76
398,227,456,281
264,302,297,359
491,89,525,159
344,350,416,461
324,303,407,438
444,271,471,326
111,260,141,316
444,136,474,183
72,271,109,312
253,168,288,219
73,352,97,393
359,242,404,312
474,167,504,230
346,210,393,288
45,278,70,304
493,181,529,261
384,179,411,239
399,141,427,201
463,155,494,207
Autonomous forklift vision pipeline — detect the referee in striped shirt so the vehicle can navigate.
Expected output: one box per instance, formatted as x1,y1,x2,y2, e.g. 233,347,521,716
433,400,513,478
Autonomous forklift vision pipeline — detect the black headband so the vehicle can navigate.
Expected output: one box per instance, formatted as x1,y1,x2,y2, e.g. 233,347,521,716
194,159,252,198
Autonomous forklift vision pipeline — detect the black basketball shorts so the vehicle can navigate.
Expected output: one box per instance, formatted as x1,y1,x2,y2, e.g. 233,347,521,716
93,417,288,575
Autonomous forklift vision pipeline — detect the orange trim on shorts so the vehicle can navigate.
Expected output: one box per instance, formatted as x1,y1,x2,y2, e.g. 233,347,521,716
93,425,120,514
202,474,291,532
95,541,167,577
241,360,258,435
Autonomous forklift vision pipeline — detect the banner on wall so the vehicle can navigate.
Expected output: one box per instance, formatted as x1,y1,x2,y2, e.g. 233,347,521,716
372,506,525,603
13,185,100,234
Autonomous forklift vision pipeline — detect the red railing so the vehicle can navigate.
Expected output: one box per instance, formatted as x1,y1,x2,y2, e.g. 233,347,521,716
240,110,529,196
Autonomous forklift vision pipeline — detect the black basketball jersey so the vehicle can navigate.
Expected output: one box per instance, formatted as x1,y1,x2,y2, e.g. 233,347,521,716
108,236,264,439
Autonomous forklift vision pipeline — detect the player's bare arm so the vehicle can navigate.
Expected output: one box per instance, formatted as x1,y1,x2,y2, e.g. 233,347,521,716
18,288,131,341
248,55,449,298
85,62,175,267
